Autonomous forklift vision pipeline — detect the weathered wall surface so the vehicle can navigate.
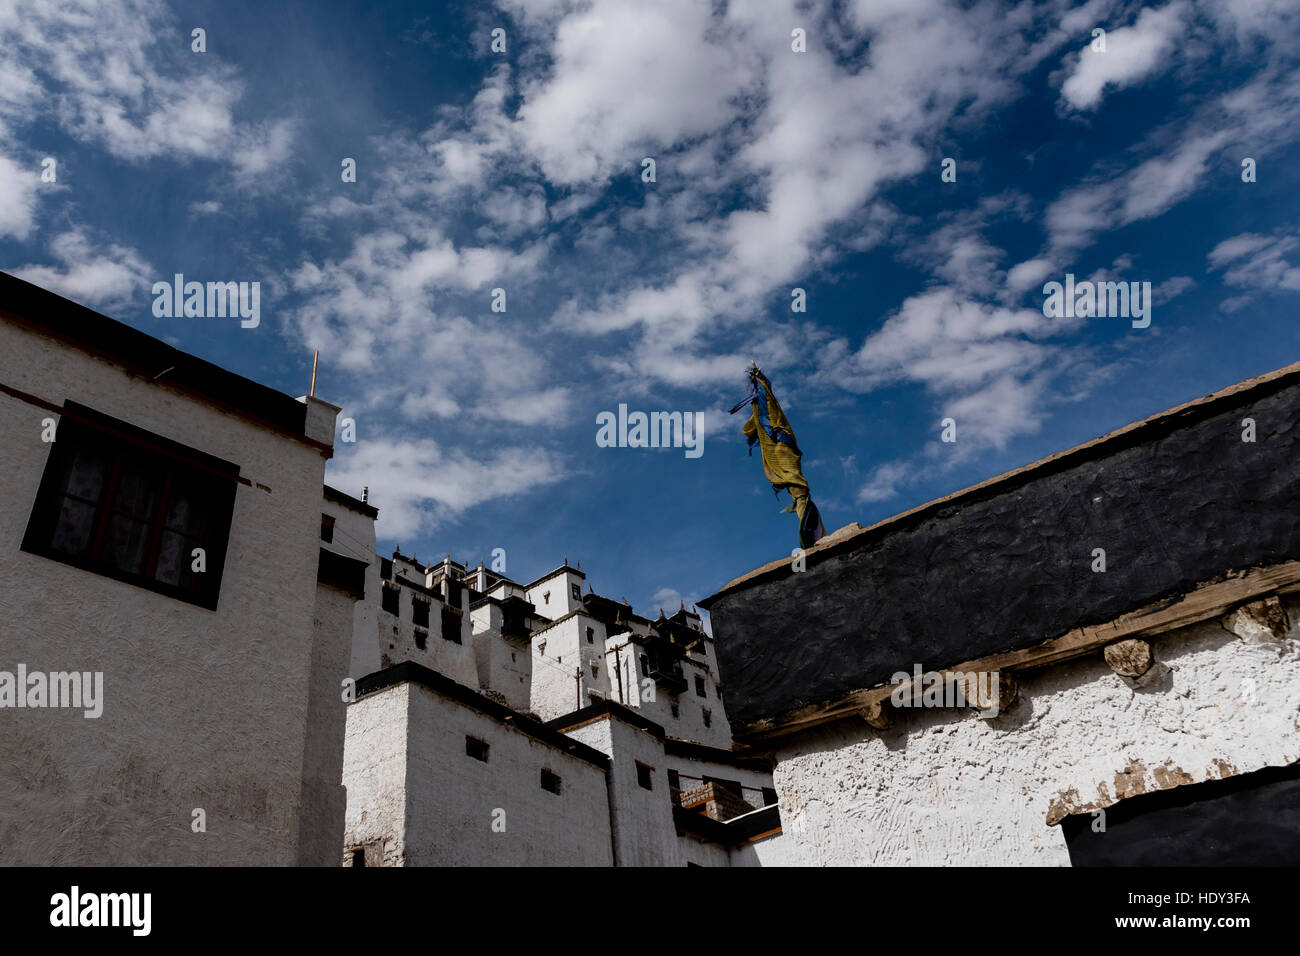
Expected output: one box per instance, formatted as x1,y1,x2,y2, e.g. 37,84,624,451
766,603,1300,865
0,319,334,865
298,581,355,865
708,375,1300,726
400,683,613,866
564,715,683,866
341,684,409,865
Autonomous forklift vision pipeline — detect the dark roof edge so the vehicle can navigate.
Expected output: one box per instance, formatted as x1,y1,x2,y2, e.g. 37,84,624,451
545,698,667,741
663,737,773,772
354,661,610,770
701,358,1300,608
324,483,379,518
673,802,782,847
0,272,330,453
521,563,586,590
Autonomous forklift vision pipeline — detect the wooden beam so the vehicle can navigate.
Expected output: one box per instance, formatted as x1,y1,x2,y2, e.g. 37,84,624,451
733,560,1300,745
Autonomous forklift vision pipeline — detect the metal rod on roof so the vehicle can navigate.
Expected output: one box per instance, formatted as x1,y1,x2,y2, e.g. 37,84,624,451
310,350,319,397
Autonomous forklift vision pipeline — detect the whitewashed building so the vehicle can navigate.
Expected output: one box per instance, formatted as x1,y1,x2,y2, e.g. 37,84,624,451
341,555,780,865
0,273,364,865
701,361,1300,866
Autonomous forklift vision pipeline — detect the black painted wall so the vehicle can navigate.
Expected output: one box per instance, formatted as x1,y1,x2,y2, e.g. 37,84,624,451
707,375,1300,727
1062,761,1300,865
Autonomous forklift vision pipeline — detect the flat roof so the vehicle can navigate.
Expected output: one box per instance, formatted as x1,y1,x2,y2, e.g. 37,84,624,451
355,661,611,770
324,484,379,519
0,272,327,451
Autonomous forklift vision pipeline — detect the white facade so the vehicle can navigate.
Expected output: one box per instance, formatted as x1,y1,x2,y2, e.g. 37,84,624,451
763,598,1300,865
0,283,354,865
342,677,614,866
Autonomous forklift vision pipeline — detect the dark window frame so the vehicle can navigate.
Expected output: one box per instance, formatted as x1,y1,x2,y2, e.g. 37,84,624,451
320,513,335,543
441,603,462,644
635,761,654,791
695,675,707,698
465,736,489,762
412,597,430,628
381,585,400,615
540,768,562,795
21,401,239,610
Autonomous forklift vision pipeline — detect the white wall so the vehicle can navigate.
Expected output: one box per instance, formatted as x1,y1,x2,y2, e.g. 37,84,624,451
0,319,336,865
374,579,478,688
344,682,614,866
766,601,1300,865
563,714,683,866
526,569,585,621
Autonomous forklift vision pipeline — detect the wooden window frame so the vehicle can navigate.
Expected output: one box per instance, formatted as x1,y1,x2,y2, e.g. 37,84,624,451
21,401,238,610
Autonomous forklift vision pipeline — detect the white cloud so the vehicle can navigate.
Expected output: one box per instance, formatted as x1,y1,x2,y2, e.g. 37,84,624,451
1207,230,1300,309
0,0,295,172
0,148,41,239
9,227,152,311
1058,2,1187,111
325,436,568,540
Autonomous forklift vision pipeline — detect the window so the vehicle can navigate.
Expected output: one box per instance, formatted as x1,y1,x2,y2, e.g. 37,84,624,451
543,590,550,604
670,702,679,718
636,762,653,791
320,513,335,543
441,604,462,644
762,787,778,807
465,736,489,761
351,848,365,867
22,402,238,609
444,577,462,609
695,675,707,698
541,769,562,795
414,629,427,650
590,663,599,678
571,583,581,601
586,626,594,644
667,769,681,792
380,557,392,580
640,654,650,674
412,598,430,628
381,585,399,615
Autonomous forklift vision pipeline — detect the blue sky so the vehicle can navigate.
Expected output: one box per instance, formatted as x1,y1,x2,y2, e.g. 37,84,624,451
3,0,1299,622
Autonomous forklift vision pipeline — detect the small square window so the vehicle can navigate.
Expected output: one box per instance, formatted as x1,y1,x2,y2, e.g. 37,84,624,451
465,736,489,762
571,583,581,601
414,629,427,650
541,769,562,794
695,675,707,698
590,663,599,678
381,585,399,615
586,626,594,644
636,762,653,791
320,514,335,543
762,787,778,806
